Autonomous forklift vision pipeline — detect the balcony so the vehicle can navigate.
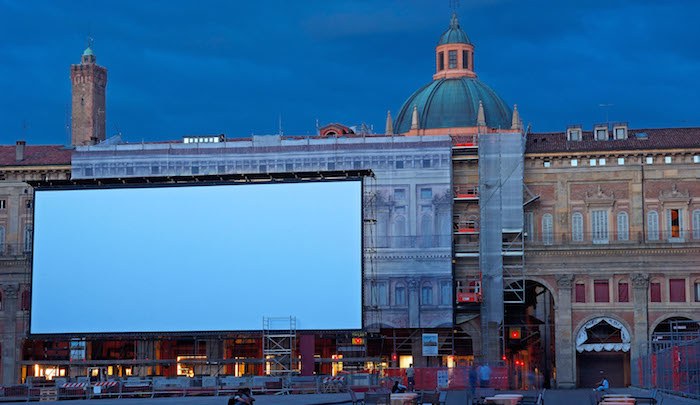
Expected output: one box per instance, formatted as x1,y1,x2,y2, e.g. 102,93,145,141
451,135,478,149
0,243,32,258
524,230,700,249
374,235,451,249
453,221,479,235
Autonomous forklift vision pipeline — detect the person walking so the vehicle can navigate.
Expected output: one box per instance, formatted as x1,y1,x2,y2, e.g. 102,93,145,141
478,363,492,388
406,364,415,391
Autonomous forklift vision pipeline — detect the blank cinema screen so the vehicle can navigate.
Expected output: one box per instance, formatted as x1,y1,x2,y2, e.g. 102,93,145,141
31,180,362,334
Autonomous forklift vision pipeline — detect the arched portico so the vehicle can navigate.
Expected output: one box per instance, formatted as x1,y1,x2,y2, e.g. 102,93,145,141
574,315,633,388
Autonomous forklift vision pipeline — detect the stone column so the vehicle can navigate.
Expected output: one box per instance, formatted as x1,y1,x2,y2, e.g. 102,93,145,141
2,284,19,385
631,273,650,383
554,275,575,388
408,279,420,328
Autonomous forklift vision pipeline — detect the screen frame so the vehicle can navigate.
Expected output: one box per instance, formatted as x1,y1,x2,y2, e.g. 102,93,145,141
28,171,370,338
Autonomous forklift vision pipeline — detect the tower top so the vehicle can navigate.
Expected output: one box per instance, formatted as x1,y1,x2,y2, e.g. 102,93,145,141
81,37,96,64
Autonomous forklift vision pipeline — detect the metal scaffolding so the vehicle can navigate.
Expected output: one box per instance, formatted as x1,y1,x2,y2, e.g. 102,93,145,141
262,316,297,376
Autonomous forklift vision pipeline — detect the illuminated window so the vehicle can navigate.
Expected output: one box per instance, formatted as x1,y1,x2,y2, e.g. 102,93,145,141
0,200,5,209
664,156,672,164
590,159,597,166
666,209,682,240
571,159,578,167
617,157,625,165
646,156,654,164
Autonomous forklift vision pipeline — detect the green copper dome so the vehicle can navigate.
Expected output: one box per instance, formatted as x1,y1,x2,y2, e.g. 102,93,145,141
83,47,94,56
438,13,471,45
393,77,512,133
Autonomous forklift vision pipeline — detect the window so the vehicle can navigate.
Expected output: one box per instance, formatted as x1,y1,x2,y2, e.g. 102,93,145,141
85,167,93,176
0,226,5,255
614,127,627,139
693,210,700,239
591,210,609,244
543,161,551,168
285,163,293,171
440,281,451,305
695,282,700,302
259,164,267,172
395,160,404,169
126,166,134,175
646,156,654,165
0,200,5,209
422,159,431,168
21,290,30,311
666,209,682,240
421,285,433,305
378,283,388,306
353,160,361,169
575,284,586,303
617,212,629,241
438,52,445,71
448,50,457,69
191,166,199,175
598,158,606,166
618,282,629,302
664,156,672,164
590,159,597,166
650,282,661,302
572,213,584,242
394,189,406,201
567,129,582,141
151,165,159,175
395,284,406,306
595,128,608,140
669,279,686,302
571,159,578,167
647,211,659,241
462,50,469,69
23,227,32,253
594,280,610,302
420,188,432,200
327,162,335,170
617,158,625,165
542,214,553,245
694,155,700,163
524,212,534,241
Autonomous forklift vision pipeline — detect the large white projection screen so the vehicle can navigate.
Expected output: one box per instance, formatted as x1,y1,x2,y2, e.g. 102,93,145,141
31,180,362,334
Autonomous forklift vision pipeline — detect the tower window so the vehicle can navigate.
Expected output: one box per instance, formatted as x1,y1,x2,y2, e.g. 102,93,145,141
462,50,469,69
448,50,457,69
438,52,445,71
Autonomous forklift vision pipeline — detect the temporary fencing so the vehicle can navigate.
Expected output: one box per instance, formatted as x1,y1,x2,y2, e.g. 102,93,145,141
635,338,700,398
384,366,508,391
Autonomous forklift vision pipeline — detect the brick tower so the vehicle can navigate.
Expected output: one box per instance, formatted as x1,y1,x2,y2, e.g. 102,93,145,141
70,43,107,146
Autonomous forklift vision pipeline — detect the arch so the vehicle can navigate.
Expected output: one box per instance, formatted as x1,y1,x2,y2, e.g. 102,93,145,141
650,313,700,334
504,276,558,306
574,315,633,351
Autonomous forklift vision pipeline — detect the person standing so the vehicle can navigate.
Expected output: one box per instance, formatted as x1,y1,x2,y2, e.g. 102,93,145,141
468,363,478,398
478,363,492,388
406,364,415,391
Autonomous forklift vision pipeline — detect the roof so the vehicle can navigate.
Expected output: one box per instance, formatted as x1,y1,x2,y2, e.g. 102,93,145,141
438,13,471,45
526,127,700,154
0,145,72,167
394,77,512,133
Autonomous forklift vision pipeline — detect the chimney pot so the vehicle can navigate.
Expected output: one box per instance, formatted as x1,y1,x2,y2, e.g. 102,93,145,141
15,140,26,162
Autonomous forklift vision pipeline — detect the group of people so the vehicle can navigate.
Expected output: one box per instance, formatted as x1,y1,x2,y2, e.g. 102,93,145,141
228,388,255,405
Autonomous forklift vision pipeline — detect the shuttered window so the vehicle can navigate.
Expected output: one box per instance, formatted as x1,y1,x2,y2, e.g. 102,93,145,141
592,210,609,244
542,214,553,245
617,212,629,241
650,282,661,302
594,280,610,302
693,210,700,239
647,211,659,241
669,279,686,302
618,282,629,302
575,284,586,303
572,213,583,242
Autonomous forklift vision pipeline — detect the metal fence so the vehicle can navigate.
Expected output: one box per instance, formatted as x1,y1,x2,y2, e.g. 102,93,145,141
634,338,700,398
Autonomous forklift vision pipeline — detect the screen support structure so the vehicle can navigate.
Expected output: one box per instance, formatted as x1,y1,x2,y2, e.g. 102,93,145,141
262,317,297,376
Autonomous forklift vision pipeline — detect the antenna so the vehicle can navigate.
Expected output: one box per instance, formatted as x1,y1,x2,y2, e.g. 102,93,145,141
277,114,284,136
21,120,29,140
65,103,71,146
598,103,614,127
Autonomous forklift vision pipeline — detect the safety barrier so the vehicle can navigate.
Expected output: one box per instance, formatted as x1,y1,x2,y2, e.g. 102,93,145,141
384,366,509,391
634,338,700,399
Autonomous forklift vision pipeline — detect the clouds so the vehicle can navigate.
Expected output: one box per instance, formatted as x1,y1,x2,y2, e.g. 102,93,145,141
0,0,699,144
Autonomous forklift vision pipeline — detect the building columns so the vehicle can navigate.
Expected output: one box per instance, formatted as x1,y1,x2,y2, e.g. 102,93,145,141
554,275,575,388
2,284,19,385
630,273,650,378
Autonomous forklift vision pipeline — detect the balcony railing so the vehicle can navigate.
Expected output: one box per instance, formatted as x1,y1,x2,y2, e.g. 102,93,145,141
373,235,452,249
453,185,479,200
0,243,32,257
524,230,700,247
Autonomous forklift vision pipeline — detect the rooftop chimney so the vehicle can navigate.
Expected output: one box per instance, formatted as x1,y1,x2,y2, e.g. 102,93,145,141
15,140,26,162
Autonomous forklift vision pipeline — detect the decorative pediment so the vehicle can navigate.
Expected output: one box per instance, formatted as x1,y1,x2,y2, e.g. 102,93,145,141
585,185,615,208
659,183,690,204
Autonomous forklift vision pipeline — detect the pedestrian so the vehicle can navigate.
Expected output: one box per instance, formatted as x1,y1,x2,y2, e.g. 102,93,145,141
478,363,492,388
392,380,407,393
406,363,415,391
468,363,478,398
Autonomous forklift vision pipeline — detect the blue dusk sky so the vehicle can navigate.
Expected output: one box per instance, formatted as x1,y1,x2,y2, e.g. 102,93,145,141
1,0,699,144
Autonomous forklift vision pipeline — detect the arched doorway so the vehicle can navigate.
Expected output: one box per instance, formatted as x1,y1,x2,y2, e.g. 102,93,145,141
575,317,631,388
504,280,555,389
651,317,700,351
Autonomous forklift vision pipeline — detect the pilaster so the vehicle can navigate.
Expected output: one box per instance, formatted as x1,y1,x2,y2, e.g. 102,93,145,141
554,274,575,388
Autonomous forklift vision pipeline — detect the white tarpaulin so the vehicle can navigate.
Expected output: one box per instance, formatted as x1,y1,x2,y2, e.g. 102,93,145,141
576,317,631,353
